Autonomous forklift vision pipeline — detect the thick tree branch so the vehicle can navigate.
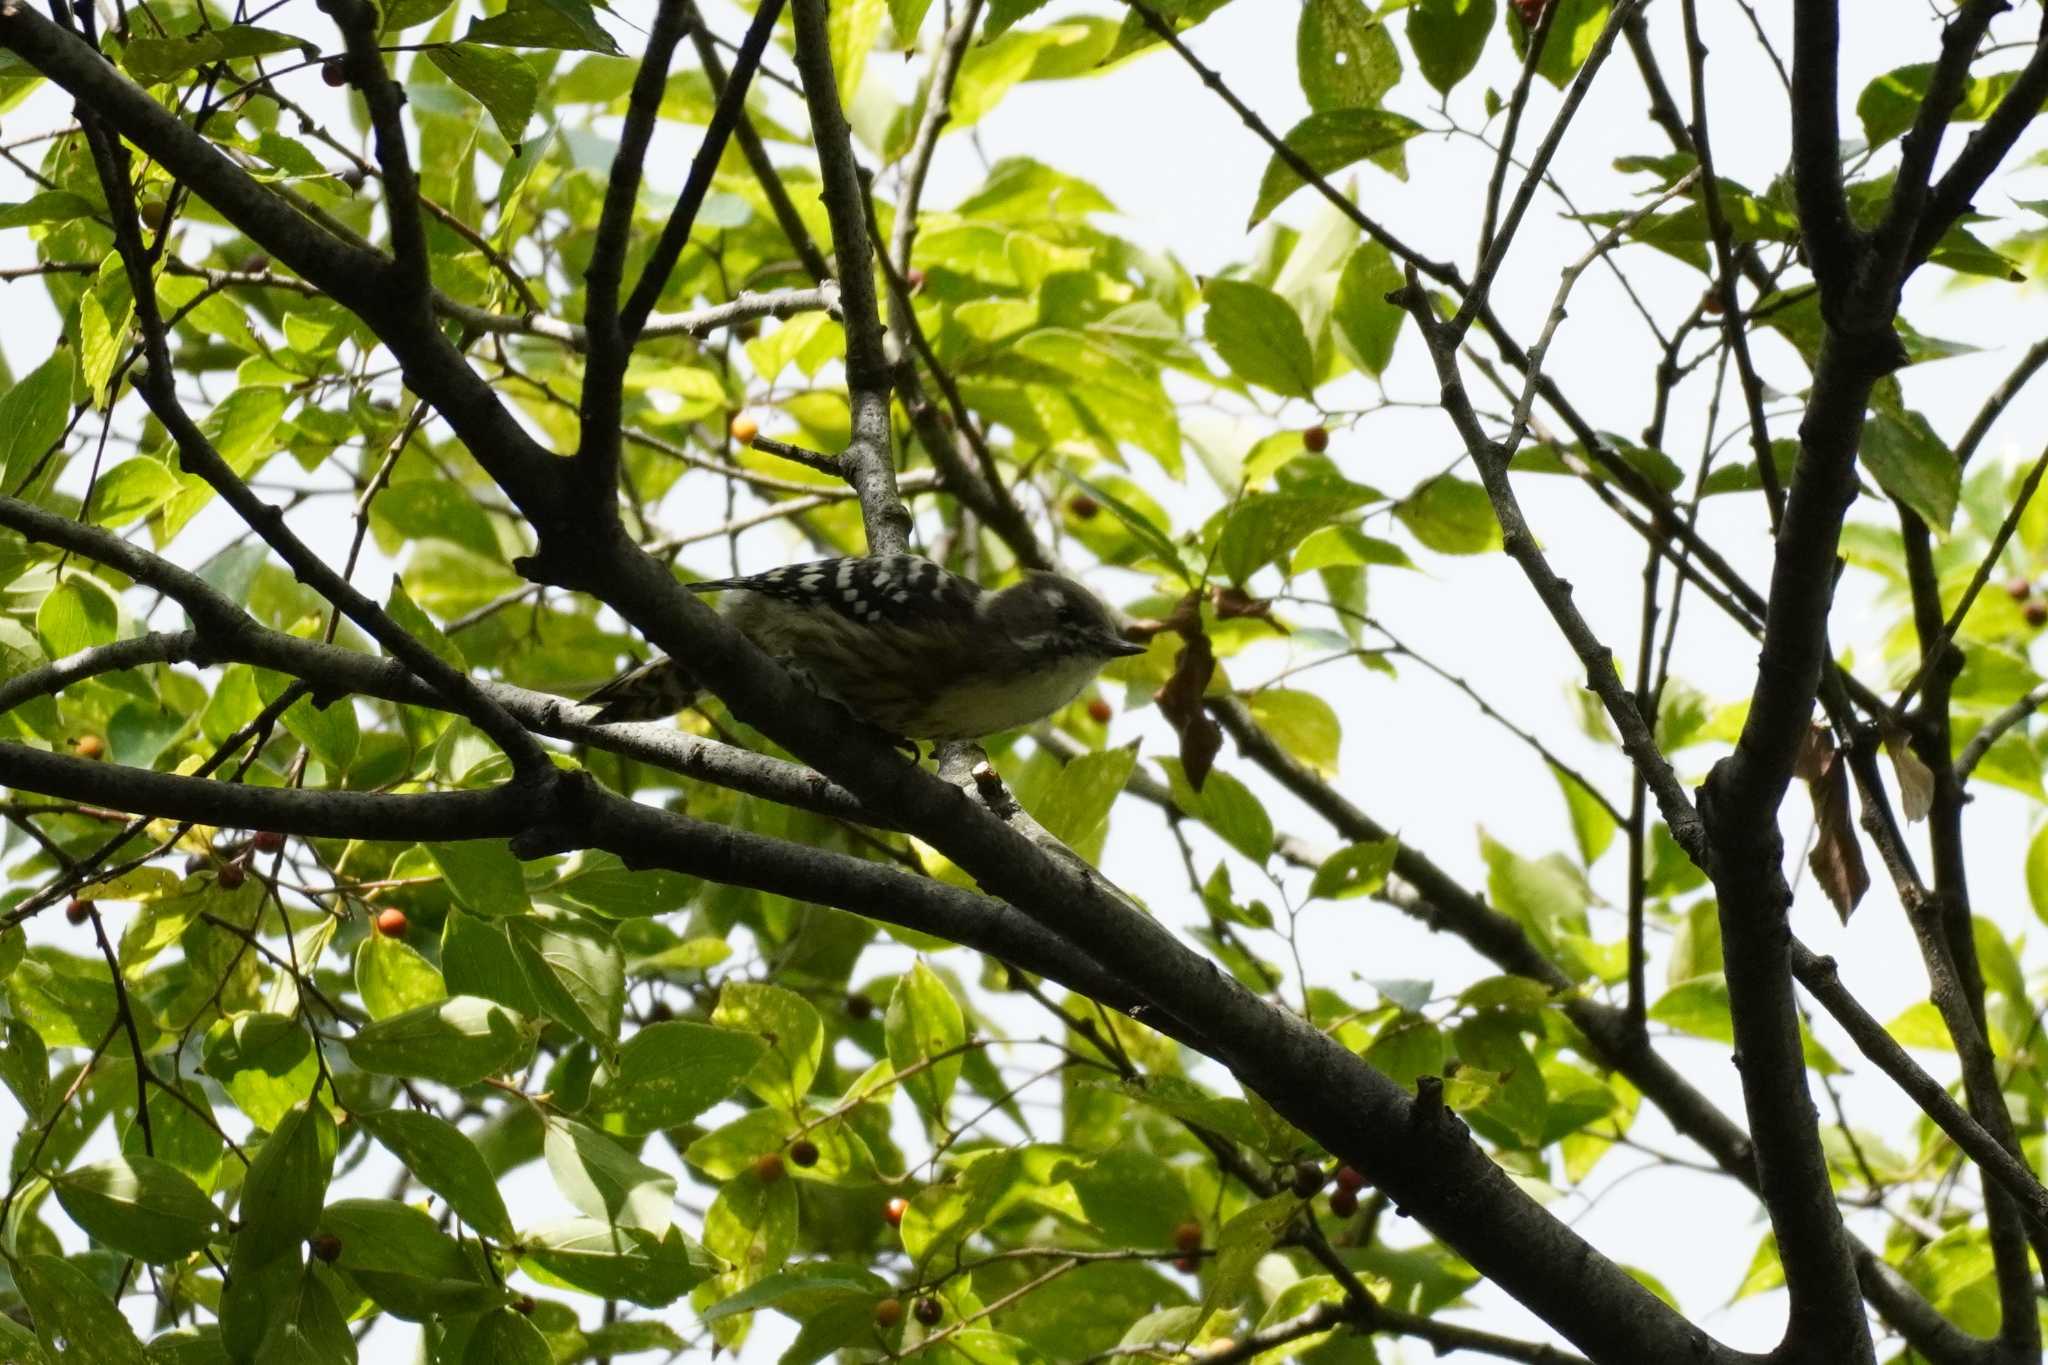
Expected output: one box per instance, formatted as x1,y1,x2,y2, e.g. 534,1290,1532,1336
1789,0,1860,306
789,0,906,555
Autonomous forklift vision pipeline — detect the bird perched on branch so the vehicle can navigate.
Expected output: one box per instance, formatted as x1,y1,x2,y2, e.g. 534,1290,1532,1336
582,555,1146,740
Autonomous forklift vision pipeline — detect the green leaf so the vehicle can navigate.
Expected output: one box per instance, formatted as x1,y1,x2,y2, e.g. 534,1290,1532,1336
254,1267,355,1365
356,1109,515,1241
121,26,311,84
1394,475,1502,554
1217,487,1379,584
231,1101,338,1272
1510,0,1611,88
519,1219,714,1306
345,995,535,1087
463,1308,552,1365
829,0,887,105
1861,409,1959,532
2026,824,2048,926
1857,62,2019,149
889,0,935,45
87,457,178,527
464,0,621,52
1245,690,1341,777
544,1115,676,1234
426,842,533,917
590,1020,766,1134
374,480,501,560
0,349,73,494
37,576,118,659
355,933,448,1020
201,1012,317,1130
886,960,967,1124
702,1162,799,1279
1204,279,1317,399
1553,765,1617,866
1034,744,1137,853
1161,759,1275,863
1298,0,1399,111
15,1254,147,1364
385,577,465,671
317,1198,479,1277
1066,473,1192,583
198,386,286,476
441,909,542,1014
1310,839,1398,900
1249,109,1421,227
1406,0,1493,93
507,912,624,1046
1332,240,1403,376
1200,1192,1298,1321
0,191,99,229
425,44,538,145
51,1155,225,1262
714,981,825,1108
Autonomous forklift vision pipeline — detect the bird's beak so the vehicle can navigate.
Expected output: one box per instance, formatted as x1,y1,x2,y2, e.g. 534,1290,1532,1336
1103,631,1149,658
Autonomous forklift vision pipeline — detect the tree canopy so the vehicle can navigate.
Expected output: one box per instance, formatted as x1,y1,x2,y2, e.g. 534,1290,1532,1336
3,0,2048,1362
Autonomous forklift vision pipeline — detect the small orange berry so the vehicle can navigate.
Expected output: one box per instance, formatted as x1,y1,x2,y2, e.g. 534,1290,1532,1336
754,1152,786,1183
74,734,105,759
1173,1220,1202,1253
883,1196,909,1227
375,907,408,938
1086,698,1114,725
65,898,92,925
729,414,760,444
874,1296,904,1328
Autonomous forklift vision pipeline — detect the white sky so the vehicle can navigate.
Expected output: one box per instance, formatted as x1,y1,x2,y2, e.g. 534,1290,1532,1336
6,0,2048,1360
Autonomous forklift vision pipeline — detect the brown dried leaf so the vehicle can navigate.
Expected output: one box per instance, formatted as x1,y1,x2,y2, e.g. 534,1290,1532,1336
1153,630,1220,791
1211,585,1288,633
1880,723,1934,824
1799,727,1868,923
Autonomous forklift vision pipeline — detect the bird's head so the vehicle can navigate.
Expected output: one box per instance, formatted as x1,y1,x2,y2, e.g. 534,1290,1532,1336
981,572,1147,664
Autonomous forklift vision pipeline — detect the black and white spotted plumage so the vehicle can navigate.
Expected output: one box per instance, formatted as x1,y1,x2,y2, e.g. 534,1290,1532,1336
580,555,1143,738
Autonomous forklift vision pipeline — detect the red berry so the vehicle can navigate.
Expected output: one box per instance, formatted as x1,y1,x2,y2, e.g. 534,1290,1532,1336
2005,577,2034,602
874,1297,904,1328
883,1196,909,1227
74,734,105,759
1173,1220,1202,1253
913,1296,941,1326
905,269,927,292
252,830,286,854
1335,1164,1366,1193
789,1139,819,1168
374,907,407,938
1303,426,1329,453
216,860,246,890
2027,600,2048,629
309,1233,342,1262
754,1152,786,1183
1329,1187,1359,1218
1067,495,1100,520
512,1294,535,1315
322,60,347,87
1086,698,1114,724
1174,1254,1199,1273
64,898,92,925
1290,1162,1325,1198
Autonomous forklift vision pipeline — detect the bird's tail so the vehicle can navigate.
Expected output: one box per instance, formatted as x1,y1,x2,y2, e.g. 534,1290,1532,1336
581,656,699,724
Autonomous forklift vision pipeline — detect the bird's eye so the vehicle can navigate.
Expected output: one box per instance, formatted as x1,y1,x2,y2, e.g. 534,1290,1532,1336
1053,601,1079,625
